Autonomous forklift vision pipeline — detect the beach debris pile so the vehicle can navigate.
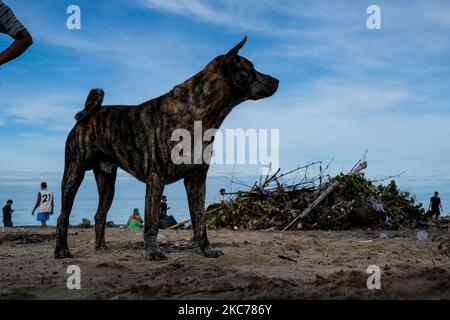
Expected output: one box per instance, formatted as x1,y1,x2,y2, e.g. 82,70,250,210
78,218,92,229
205,161,426,231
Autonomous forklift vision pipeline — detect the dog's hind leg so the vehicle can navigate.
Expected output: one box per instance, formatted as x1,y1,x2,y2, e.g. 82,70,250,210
185,170,224,258
93,163,117,250
143,177,166,261
55,163,86,259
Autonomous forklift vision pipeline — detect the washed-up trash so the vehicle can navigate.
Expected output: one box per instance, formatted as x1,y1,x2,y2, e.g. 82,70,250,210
416,230,429,248
173,241,181,248
278,247,300,262
417,230,428,242
105,221,118,228
79,218,91,229
372,200,385,213
379,232,388,240
159,215,177,229
157,233,167,244
205,164,425,231
383,217,396,230
278,254,296,262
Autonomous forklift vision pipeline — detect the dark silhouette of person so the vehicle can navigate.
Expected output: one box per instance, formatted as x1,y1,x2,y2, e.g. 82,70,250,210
429,191,443,221
159,196,177,229
2,199,14,227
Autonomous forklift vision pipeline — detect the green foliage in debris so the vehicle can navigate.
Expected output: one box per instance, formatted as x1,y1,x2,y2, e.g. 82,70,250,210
338,173,425,218
205,197,284,230
205,173,426,231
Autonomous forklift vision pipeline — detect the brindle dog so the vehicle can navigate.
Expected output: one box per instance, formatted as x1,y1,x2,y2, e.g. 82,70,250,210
54,37,279,260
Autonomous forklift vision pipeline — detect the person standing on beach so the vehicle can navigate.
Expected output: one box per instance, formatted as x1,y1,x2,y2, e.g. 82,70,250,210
2,199,14,227
31,182,54,228
428,191,443,222
219,188,226,203
160,196,169,218
0,1,33,66
159,196,177,229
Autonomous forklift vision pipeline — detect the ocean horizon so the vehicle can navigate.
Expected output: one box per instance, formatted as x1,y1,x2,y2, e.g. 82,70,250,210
1,170,449,227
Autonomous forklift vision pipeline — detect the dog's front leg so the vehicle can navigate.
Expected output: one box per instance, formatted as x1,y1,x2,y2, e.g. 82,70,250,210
143,177,166,261
185,170,224,258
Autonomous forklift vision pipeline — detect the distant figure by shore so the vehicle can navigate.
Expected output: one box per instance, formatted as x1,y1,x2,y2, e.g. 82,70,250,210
220,188,226,203
159,196,177,229
31,182,54,229
428,191,443,221
126,208,143,230
2,199,14,227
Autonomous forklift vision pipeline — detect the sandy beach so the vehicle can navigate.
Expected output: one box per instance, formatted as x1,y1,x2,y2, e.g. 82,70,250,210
1,227,449,300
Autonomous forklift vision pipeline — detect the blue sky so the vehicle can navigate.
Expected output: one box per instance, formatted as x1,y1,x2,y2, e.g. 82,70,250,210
1,0,450,193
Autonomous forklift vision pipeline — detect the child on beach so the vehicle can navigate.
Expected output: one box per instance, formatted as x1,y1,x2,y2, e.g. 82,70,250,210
31,182,54,228
2,199,14,227
126,208,143,229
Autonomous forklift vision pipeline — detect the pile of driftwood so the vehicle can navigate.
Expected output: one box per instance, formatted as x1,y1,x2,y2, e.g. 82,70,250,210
205,161,426,231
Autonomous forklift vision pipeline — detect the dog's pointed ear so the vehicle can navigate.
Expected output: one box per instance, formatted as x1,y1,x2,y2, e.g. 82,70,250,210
226,36,247,60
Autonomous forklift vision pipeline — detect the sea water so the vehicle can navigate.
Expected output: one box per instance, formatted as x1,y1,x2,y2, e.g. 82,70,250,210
1,171,447,227
0,172,239,227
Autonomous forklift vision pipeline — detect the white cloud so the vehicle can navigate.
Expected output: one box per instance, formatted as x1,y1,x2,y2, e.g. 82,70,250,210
137,0,272,32
4,94,79,131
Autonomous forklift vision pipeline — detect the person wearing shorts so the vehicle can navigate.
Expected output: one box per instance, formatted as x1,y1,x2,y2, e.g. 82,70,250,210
429,191,443,222
32,182,54,228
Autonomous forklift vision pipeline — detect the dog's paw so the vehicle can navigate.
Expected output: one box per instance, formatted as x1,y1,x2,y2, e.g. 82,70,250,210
95,244,108,251
203,247,224,258
54,248,73,259
144,250,167,261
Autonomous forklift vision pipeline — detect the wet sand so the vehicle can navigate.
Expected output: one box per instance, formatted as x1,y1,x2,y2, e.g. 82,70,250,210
0,227,449,299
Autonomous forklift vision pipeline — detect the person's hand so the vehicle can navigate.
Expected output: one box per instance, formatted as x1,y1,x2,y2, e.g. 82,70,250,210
31,210,35,216
51,211,54,215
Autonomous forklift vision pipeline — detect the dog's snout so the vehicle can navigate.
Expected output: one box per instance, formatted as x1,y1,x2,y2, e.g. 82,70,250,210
260,73,279,95
270,76,279,90
249,72,279,100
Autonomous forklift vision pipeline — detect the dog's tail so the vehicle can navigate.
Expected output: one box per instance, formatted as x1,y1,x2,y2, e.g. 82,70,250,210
74,88,105,122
